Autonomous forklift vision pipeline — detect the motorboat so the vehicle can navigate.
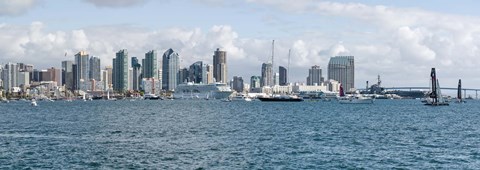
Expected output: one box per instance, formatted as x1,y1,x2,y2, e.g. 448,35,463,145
337,84,374,104
258,94,304,102
143,93,161,100
31,99,37,106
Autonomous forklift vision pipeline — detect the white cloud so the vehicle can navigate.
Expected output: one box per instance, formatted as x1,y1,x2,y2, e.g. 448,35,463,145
0,0,38,16
245,0,480,88
83,0,150,8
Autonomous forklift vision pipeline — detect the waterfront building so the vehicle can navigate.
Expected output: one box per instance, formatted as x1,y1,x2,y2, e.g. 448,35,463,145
328,56,354,91
261,63,273,87
101,69,109,90
178,68,189,84
74,51,89,90
232,76,244,92
62,60,74,90
189,61,210,84
162,48,180,91
307,65,324,86
142,50,157,79
250,76,261,89
89,56,101,81
279,66,287,86
213,48,227,83
113,49,129,92
141,78,161,95
2,63,18,92
32,69,40,82
205,64,213,84
105,66,113,89
47,67,62,86
274,72,279,86
132,57,141,91
17,71,30,88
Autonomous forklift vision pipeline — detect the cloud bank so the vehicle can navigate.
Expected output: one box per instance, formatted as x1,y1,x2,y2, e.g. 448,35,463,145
0,0,38,16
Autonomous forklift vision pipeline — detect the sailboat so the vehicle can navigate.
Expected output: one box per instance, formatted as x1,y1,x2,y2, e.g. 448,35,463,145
107,89,117,101
424,68,449,106
455,79,466,103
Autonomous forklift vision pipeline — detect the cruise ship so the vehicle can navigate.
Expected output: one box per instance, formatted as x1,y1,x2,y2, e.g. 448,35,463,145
174,82,234,99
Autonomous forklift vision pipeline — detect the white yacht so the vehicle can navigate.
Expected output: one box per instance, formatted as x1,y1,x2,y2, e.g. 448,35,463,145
31,99,38,106
174,82,233,100
337,84,374,104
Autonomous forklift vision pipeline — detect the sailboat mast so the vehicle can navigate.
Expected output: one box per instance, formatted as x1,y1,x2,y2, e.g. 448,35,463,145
287,49,291,84
458,79,462,100
430,68,437,101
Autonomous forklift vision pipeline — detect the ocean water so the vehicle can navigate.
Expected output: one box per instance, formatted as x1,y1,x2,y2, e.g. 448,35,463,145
1,99,480,169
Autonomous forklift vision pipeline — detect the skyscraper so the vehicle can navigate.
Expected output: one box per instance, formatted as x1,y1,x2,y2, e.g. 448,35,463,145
189,61,205,83
279,66,287,86
62,60,74,90
250,76,261,89
205,64,213,84
232,76,244,92
47,67,62,86
178,68,189,84
328,56,354,90
89,56,101,81
261,63,273,87
162,48,180,91
131,57,141,91
105,66,113,89
307,65,324,86
213,48,227,83
74,51,89,90
113,49,129,92
142,50,157,79
2,63,18,92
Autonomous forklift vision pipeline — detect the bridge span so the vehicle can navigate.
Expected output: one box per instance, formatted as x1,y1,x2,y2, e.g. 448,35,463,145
382,87,480,99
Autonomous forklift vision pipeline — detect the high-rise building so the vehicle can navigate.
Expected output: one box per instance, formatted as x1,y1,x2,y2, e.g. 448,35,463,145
250,76,261,89
74,51,89,90
307,65,324,86
105,66,113,89
142,50,157,79
2,63,18,92
232,76,244,92
205,64,213,84
261,63,273,87
17,71,30,88
162,48,180,91
328,56,354,90
89,56,101,81
279,66,287,86
189,61,207,83
113,49,129,92
72,64,78,90
62,61,74,90
131,57,142,91
213,48,227,83
47,67,62,86
178,68,189,84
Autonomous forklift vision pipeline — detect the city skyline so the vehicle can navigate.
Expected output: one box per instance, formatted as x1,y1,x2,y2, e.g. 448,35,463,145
1,0,480,88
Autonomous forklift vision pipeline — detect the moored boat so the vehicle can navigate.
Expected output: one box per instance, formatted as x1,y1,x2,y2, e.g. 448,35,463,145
258,95,303,102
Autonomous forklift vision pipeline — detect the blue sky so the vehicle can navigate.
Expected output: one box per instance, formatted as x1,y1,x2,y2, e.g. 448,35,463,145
1,0,480,91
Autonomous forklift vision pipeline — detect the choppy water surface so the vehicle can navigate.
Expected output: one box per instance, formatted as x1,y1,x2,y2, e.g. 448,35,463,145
1,99,480,169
